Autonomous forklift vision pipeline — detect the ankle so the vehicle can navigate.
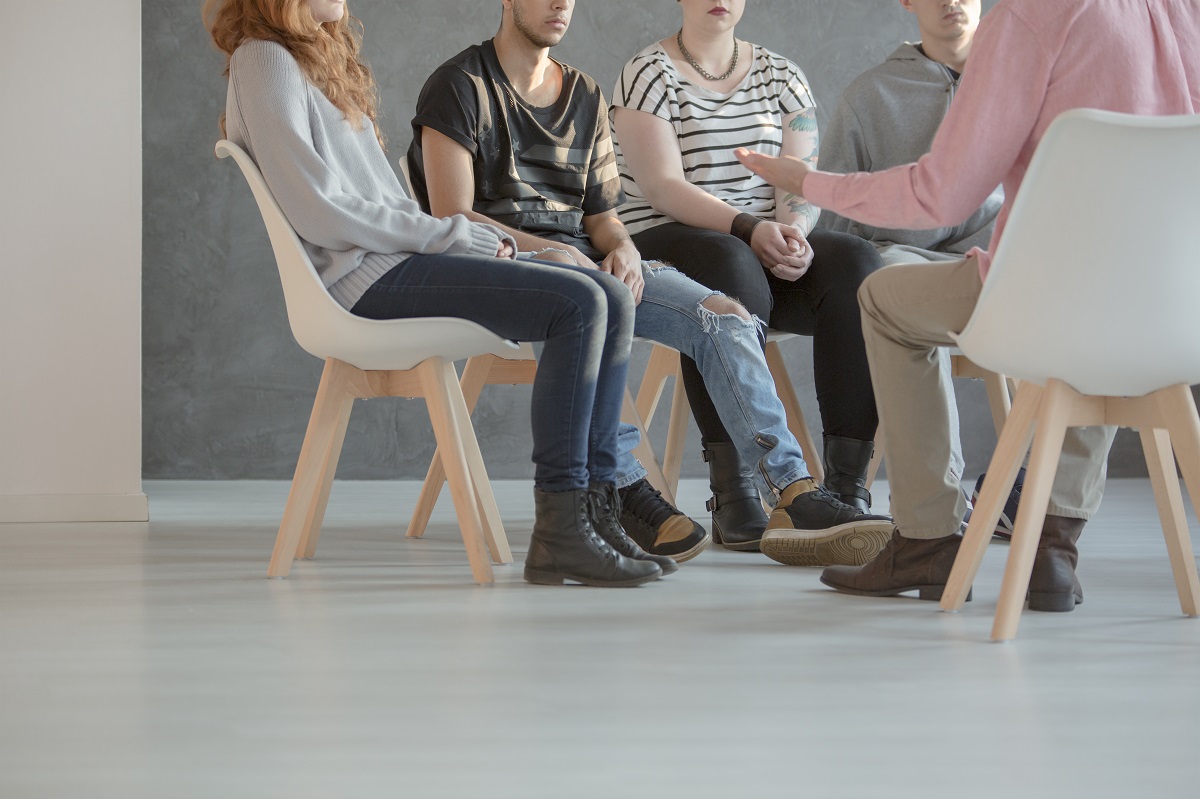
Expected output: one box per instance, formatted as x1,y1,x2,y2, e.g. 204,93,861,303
779,478,820,504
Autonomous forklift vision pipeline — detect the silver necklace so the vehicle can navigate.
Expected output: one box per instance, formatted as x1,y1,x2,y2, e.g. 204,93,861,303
676,30,739,82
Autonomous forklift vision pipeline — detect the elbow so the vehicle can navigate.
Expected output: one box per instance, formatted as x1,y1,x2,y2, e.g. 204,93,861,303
639,180,681,215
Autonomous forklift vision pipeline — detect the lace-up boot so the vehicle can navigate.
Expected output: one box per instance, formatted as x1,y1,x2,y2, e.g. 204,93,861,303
587,483,677,575
618,478,710,563
524,488,661,586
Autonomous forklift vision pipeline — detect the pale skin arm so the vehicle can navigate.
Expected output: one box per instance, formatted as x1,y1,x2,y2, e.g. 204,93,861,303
611,107,813,279
776,108,820,233
766,107,821,278
420,127,579,263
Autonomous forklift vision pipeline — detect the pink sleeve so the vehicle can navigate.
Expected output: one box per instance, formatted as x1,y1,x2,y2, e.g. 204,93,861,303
806,5,1050,230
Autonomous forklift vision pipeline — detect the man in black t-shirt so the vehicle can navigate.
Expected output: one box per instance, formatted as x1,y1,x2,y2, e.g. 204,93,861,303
405,0,891,567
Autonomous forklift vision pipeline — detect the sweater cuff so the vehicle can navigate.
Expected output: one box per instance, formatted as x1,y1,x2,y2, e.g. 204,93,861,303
463,223,505,257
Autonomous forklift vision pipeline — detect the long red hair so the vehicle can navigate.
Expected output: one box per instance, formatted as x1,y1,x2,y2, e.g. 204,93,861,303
203,0,382,143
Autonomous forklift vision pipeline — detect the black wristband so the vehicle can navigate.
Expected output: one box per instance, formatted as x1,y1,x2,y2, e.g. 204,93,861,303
730,212,763,246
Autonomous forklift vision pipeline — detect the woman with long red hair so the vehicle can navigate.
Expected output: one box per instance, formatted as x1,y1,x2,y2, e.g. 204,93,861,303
203,0,664,587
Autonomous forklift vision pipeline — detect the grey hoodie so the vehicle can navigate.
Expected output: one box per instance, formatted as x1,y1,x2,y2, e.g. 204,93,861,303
817,43,1003,266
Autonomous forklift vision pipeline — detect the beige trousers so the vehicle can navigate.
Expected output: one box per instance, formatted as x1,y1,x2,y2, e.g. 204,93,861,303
857,257,1116,539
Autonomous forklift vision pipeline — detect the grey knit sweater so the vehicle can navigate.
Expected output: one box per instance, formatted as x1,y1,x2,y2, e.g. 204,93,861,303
817,43,1002,266
225,39,512,309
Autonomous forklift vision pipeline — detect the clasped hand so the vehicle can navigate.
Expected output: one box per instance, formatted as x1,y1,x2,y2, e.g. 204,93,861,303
751,221,813,280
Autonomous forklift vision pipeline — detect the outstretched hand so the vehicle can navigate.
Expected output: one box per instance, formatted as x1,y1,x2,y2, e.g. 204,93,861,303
735,148,812,198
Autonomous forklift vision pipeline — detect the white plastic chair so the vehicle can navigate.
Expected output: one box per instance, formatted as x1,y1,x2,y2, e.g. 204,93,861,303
216,139,525,584
937,110,1200,639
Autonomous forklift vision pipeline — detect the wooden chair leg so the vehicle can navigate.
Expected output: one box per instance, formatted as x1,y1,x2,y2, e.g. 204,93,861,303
295,391,353,560
444,363,512,565
982,369,1014,436
269,359,355,578
407,355,491,539
623,388,677,506
637,346,687,495
417,359,493,584
1139,422,1200,616
1153,385,1200,616
942,382,1043,611
636,345,679,424
991,380,1077,641
662,374,690,495
764,339,822,483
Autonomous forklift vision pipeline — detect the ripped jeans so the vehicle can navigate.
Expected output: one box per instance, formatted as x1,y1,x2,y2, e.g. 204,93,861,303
615,263,811,502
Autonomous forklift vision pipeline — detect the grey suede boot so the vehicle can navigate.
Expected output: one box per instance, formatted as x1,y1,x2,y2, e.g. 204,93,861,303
704,441,769,551
1027,514,1085,612
823,435,876,513
524,488,661,587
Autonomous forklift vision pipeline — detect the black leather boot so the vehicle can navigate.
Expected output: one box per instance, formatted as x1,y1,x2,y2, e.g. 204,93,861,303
524,488,661,587
820,529,971,602
587,483,677,575
1027,514,1085,612
823,435,875,513
703,441,768,551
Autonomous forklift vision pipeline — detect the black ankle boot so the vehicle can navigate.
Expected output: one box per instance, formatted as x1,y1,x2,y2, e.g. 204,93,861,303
823,435,875,513
1028,514,1085,612
587,483,677,575
524,488,662,587
703,441,768,551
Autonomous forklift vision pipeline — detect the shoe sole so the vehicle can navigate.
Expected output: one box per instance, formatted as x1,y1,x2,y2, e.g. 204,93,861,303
523,567,661,587
717,537,762,552
818,574,973,602
1027,590,1083,612
711,519,763,552
659,532,712,563
759,522,893,567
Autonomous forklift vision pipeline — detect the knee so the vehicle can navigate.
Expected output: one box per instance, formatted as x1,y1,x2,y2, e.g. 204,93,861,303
701,293,753,323
856,269,893,330
857,271,880,317
598,271,635,331
818,232,884,289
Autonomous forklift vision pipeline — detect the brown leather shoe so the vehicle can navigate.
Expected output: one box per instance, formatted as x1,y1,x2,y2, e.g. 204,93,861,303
1027,515,1085,612
819,528,970,601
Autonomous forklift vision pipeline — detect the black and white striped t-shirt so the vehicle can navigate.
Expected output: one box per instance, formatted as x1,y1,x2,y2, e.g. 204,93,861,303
611,43,816,235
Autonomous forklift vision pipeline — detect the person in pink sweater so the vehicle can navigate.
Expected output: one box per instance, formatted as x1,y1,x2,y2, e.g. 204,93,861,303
736,0,1200,611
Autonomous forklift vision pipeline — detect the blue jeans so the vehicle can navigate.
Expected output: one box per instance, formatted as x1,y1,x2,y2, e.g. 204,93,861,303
350,254,634,493
621,264,812,501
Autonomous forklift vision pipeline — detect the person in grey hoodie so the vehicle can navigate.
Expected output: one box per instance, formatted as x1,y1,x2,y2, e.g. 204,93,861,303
818,0,1022,535
819,0,1002,267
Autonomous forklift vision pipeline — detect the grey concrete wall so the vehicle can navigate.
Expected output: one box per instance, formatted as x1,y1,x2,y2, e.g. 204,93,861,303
145,0,1149,482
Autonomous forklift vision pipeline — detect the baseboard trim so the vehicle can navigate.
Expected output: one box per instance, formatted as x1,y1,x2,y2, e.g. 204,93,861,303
0,493,150,523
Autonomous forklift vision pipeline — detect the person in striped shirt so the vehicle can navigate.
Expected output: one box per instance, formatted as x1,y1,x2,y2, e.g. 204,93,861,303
610,0,888,559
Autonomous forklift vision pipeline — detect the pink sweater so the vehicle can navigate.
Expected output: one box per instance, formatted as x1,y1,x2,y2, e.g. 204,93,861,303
805,0,1200,279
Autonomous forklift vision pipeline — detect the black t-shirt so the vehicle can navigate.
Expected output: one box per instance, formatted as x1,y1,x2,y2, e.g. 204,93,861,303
408,39,623,259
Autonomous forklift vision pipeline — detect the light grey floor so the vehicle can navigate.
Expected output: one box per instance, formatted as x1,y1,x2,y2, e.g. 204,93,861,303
2,479,1198,799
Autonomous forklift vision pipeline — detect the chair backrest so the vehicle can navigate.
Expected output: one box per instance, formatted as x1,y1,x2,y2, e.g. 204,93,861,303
952,110,1200,397
215,140,519,371
397,151,414,196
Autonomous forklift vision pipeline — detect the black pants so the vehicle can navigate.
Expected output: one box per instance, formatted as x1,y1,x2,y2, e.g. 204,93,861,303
632,223,883,446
